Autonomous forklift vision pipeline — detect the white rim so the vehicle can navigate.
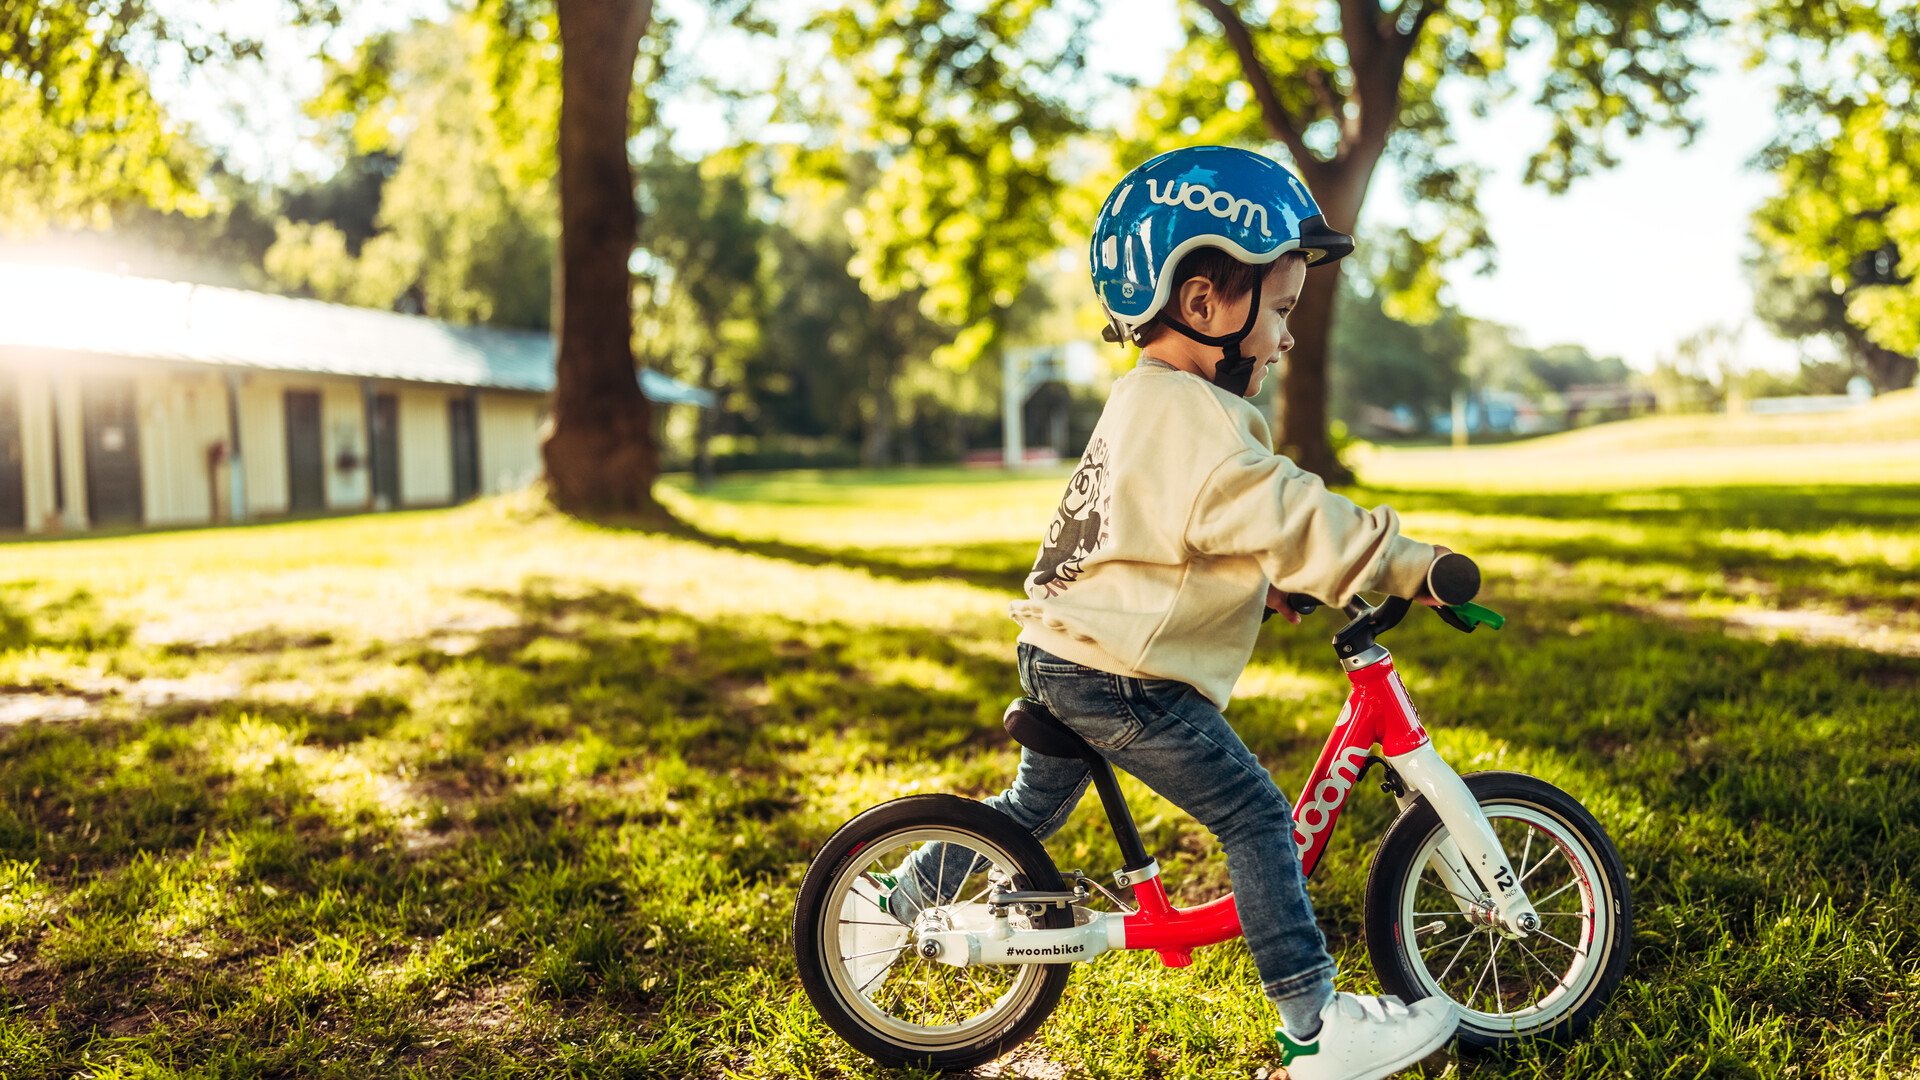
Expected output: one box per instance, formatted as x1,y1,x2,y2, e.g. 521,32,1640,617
820,826,1052,1050
1396,802,1612,1035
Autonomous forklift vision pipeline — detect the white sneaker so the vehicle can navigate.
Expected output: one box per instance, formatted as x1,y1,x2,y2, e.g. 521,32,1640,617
1274,992,1458,1080
837,872,908,997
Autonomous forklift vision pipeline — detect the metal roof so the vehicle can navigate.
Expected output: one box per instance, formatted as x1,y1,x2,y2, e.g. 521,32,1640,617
0,262,713,406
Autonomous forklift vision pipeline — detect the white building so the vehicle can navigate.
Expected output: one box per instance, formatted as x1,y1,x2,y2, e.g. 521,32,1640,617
0,264,708,534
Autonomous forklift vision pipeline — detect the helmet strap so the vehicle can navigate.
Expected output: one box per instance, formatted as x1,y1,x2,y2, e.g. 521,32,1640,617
1158,274,1264,396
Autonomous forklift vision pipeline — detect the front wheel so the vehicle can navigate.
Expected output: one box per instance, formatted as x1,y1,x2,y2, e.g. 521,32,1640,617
792,794,1072,1071
1364,771,1632,1048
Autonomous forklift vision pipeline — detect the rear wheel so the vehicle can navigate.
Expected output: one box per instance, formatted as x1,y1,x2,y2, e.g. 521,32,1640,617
793,795,1072,1071
1364,772,1631,1048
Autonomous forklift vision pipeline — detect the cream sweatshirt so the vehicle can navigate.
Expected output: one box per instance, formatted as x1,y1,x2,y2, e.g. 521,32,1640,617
1010,358,1436,708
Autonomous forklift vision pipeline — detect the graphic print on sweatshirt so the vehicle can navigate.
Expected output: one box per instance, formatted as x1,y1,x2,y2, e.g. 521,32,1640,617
1027,439,1112,597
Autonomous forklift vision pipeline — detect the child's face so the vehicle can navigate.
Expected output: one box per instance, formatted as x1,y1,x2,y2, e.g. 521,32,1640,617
1237,259,1307,397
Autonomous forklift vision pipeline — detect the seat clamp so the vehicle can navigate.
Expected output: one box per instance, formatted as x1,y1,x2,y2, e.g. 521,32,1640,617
1113,860,1160,889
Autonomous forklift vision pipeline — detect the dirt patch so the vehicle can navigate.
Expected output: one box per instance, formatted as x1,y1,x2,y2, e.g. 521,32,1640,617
972,1047,1078,1079
0,692,97,725
423,978,532,1036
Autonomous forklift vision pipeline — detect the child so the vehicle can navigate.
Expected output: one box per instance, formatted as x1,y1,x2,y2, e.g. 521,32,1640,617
880,146,1459,1080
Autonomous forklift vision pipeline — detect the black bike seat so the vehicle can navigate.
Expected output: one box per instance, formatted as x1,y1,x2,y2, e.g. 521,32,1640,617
1003,698,1098,761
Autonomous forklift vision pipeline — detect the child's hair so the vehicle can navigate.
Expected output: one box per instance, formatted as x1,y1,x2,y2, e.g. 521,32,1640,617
1136,248,1308,345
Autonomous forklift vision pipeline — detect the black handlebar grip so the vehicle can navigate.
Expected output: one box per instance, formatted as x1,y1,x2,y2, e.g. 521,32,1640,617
1426,552,1481,606
1286,593,1321,615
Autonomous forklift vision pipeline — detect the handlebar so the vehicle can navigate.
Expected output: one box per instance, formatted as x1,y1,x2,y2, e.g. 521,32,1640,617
1267,553,1505,636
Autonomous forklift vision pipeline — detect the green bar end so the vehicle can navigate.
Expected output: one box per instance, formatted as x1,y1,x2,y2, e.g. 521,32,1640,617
1449,601,1506,631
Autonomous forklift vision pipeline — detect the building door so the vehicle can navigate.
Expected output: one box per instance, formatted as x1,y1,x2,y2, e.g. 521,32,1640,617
449,395,479,503
0,372,24,531
285,390,326,513
82,377,143,527
370,392,400,508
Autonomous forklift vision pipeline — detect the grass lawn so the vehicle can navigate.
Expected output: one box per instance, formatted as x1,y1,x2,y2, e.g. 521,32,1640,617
0,430,1916,1077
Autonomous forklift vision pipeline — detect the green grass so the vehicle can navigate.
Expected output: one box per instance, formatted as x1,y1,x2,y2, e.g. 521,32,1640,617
0,439,1916,1077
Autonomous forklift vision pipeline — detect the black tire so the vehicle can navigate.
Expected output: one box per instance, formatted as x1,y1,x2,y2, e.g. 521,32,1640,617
1364,771,1631,1049
792,794,1073,1072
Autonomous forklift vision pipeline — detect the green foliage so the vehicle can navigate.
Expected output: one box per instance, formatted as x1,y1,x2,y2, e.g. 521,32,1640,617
1330,279,1469,425
795,0,1095,369
0,1,215,231
265,15,557,328
1749,0,1920,387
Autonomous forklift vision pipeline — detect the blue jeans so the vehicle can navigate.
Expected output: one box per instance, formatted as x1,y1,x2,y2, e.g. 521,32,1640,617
893,643,1337,1013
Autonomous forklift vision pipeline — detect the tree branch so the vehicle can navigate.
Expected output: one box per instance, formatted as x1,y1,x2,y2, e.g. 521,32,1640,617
1193,0,1319,173
1303,66,1352,143
1388,0,1441,68
1340,0,1383,68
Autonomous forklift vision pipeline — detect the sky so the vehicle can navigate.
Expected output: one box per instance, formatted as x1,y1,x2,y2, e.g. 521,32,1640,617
150,0,1809,375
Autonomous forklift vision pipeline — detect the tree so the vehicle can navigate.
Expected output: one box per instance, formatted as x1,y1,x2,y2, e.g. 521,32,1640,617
631,150,766,482
266,17,556,328
1328,279,1466,428
1154,0,1715,480
0,0,231,230
1748,0,1919,391
793,0,1093,387
758,152,961,468
472,0,659,516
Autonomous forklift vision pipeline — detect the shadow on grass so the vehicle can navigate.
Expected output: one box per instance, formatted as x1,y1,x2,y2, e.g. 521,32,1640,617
1,495,1916,1075
643,517,1035,592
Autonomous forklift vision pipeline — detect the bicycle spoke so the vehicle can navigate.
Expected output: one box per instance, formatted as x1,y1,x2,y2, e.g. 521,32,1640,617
1421,930,1479,957
1531,878,1580,908
1535,910,1592,919
839,918,901,927
1532,925,1588,956
961,965,995,1015
1468,937,1502,1011
1519,844,1563,886
1422,875,1486,910
934,841,949,910
1490,936,1506,1014
856,959,892,997
1518,827,1534,885
1517,938,1576,995
1436,929,1481,983
1412,910,1472,917
843,943,909,961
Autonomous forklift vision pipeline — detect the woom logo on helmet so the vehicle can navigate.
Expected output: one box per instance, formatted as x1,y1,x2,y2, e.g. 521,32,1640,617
1144,179,1272,238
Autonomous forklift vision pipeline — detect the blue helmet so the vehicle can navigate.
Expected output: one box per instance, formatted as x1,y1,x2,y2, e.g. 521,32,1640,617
1090,146,1353,347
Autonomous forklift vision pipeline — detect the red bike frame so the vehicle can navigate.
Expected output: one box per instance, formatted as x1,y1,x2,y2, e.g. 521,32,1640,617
1116,656,1430,968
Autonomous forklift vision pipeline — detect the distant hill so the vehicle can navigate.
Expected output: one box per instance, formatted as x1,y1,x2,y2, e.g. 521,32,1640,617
1483,388,1920,453
1357,389,1919,491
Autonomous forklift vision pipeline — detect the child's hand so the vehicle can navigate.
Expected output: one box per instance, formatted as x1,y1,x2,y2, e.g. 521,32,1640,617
1264,584,1304,624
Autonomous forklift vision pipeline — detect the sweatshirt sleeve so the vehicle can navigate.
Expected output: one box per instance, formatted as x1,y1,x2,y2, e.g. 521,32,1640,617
1185,448,1437,604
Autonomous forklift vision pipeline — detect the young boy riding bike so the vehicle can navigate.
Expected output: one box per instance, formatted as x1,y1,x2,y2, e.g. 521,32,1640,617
862,145,1461,1079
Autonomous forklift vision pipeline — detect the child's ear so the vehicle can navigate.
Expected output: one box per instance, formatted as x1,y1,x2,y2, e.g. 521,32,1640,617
1178,276,1216,327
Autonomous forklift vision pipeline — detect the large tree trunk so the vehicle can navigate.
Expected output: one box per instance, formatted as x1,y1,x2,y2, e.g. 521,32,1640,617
1277,153,1375,485
542,0,660,517
1844,326,1919,392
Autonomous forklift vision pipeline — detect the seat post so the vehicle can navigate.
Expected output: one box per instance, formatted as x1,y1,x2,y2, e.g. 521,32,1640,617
1085,756,1154,874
